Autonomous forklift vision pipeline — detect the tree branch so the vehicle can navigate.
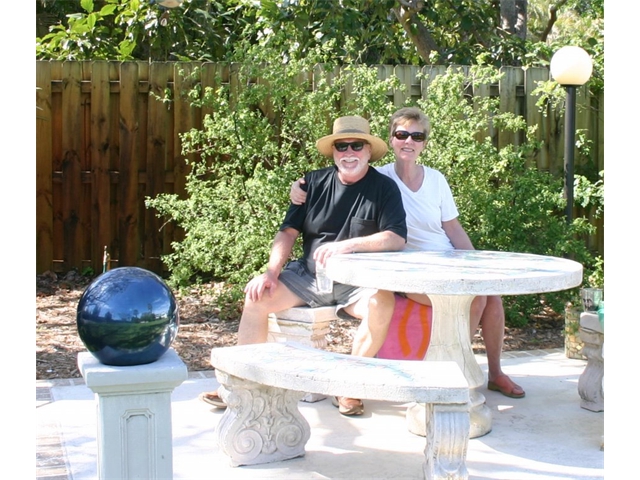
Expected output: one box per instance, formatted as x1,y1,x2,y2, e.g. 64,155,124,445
540,0,569,42
392,1,441,64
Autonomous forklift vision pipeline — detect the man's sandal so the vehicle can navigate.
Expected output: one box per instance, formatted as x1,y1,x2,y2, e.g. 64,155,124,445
487,375,525,399
332,396,364,416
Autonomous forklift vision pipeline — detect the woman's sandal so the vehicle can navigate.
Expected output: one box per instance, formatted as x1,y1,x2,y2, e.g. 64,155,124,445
487,375,525,399
199,391,227,408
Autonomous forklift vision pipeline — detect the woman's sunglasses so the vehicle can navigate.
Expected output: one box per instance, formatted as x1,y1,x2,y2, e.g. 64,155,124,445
334,141,367,152
393,131,426,142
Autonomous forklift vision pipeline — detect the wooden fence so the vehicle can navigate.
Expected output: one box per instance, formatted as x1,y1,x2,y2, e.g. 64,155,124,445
36,60,604,276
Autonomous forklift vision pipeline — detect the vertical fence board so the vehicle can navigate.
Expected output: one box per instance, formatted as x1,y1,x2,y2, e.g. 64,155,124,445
89,61,111,275
171,63,200,251
525,67,550,170
173,63,199,180
596,91,604,173
200,62,217,120
118,62,140,268
36,62,54,273
61,62,83,271
376,64,395,100
394,65,421,106
80,62,94,271
472,76,491,144
144,63,172,273
498,67,520,149
420,65,446,97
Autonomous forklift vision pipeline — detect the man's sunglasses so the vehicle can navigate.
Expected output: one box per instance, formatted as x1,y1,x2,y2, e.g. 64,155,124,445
334,141,367,152
393,131,426,142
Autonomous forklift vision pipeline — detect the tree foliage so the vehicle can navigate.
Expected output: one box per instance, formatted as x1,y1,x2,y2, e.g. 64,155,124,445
37,1,603,73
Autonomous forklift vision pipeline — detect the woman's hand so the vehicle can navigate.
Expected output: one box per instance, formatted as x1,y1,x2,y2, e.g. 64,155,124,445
290,178,307,205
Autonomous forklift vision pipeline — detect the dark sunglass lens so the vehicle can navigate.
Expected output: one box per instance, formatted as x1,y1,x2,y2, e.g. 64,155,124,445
334,141,365,152
334,143,349,152
394,131,425,142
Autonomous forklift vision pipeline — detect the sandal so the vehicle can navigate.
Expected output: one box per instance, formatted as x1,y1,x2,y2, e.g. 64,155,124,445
199,391,227,408
487,375,525,399
332,396,364,416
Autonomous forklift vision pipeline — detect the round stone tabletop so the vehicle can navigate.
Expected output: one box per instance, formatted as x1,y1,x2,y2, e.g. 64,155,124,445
326,250,583,296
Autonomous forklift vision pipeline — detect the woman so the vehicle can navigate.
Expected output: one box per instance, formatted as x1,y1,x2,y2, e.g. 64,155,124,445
291,107,524,398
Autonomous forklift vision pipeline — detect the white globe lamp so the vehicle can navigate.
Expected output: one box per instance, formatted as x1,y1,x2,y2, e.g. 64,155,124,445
549,46,593,224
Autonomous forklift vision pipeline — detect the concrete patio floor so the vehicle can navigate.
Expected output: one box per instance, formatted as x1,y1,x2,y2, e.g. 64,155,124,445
37,348,605,480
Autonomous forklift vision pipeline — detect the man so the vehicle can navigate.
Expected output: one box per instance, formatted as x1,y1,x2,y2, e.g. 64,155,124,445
200,115,407,414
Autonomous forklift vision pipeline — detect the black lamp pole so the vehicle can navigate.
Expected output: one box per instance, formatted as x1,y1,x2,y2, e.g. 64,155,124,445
563,85,578,224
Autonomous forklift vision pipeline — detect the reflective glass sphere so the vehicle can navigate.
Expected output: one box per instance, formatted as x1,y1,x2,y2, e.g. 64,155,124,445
76,267,179,366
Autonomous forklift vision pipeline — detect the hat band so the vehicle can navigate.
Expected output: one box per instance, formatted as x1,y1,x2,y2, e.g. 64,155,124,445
333,128,369,135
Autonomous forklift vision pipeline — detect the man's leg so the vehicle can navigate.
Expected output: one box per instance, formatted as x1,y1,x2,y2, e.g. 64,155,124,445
237,284,306,345
481,295,525,398
201,281,305,407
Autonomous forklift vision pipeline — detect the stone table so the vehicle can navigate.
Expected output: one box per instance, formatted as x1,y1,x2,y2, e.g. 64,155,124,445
326,250,583,438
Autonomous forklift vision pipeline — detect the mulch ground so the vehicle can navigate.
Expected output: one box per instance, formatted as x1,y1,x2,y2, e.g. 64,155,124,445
36,271,566,380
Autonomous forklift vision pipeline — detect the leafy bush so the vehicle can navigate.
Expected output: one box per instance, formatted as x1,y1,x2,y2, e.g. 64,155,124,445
146,51,602,327
146,43,400,287
415,66,598,325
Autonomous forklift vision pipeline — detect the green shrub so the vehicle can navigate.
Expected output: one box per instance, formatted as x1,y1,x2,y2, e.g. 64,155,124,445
146,43,400,288
416,66,597,325
147,52,602,327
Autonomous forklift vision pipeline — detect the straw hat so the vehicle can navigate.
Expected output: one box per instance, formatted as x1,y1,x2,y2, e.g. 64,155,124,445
316,115,388,162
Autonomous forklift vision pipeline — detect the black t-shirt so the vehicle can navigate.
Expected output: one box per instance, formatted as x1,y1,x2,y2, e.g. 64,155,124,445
280,165,407,274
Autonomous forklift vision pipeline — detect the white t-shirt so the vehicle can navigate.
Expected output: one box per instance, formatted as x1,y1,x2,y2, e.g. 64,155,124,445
376,163,458,251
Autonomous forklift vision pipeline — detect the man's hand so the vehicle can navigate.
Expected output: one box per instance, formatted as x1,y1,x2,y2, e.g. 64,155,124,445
244,270,279,303
290,178,307,205
313,241,355,268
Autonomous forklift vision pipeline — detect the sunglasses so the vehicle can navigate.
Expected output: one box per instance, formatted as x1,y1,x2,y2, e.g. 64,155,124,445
334,141,367,152
393,131,426,142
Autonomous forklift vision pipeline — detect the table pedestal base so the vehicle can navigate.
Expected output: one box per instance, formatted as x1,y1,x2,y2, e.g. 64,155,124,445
406,389,491,439
418,294,491,438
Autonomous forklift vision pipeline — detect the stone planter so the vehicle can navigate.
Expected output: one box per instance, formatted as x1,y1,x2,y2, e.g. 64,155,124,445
565,304,586,360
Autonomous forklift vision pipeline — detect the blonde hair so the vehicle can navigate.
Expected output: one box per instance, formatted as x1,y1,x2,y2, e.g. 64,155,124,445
388,107,431,142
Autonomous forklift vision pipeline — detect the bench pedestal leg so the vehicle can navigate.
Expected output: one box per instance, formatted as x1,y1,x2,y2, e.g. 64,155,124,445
578,327,604,412
214,370,311,466
423,403,470,480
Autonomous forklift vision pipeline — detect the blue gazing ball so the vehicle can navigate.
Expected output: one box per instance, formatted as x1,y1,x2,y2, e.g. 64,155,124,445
76,267,179,366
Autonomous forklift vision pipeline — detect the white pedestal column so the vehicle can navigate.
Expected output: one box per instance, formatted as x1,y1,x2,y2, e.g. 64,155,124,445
408,294,491,439
78,349,188,480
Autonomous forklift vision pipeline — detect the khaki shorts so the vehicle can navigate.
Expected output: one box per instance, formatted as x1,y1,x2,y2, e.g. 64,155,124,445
278,260,372,319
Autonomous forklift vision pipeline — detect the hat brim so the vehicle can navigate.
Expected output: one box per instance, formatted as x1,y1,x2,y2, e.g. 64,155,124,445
316,133,388,162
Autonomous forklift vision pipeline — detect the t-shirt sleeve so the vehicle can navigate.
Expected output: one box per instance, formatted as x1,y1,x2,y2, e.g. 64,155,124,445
378,178,408,241
279,172,310,233
438,172,459,223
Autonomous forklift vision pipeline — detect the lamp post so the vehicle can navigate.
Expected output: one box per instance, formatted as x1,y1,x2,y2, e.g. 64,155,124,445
550,46,593,224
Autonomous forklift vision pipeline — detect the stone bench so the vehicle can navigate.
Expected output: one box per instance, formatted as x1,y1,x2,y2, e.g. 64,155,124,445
268,306,337,350
210,342,470,480
578,312,604,412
